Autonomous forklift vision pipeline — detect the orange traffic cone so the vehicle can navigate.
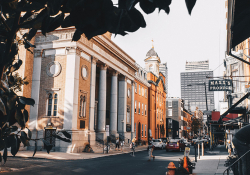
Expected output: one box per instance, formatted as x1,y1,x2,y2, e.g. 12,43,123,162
183,156,189,173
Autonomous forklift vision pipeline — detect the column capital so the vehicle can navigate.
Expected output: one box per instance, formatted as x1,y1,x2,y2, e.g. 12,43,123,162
111,70,119,76
92,56,98,64
100,64,108,70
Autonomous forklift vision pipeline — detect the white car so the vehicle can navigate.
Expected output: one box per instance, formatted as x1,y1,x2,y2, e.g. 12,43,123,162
152,139,165,149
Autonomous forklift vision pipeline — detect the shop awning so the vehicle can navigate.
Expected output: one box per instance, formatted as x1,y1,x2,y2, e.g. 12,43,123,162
227,0,250,53
218,92,250,122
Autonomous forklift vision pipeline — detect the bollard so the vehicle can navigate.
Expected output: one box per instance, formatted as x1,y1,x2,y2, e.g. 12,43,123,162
166,162,176,175
202,142,204,156
198,143,200,159
194,143,197,162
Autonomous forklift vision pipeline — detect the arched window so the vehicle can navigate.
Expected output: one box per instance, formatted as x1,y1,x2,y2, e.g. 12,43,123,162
47,93,58,117
79,95,86,118
53,94,58,116
47,94,52,116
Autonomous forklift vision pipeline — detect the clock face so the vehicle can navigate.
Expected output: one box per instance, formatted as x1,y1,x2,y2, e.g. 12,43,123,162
46,61,62,77
81,66,88,79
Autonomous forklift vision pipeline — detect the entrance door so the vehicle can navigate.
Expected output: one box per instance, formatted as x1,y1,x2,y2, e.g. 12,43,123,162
138,122,141,140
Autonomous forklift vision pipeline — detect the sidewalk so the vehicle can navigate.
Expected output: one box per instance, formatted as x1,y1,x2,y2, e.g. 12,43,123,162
192,145,233,175
11,145,148,160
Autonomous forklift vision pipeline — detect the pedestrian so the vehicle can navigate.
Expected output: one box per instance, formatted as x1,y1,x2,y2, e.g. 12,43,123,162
115,137,120,151
226,140,232,156
120,139,124,152
148,137,155,161
232,125,250,175
130,136,136,157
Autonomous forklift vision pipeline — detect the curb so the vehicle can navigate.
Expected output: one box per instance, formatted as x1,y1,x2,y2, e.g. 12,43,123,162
8,148,148,161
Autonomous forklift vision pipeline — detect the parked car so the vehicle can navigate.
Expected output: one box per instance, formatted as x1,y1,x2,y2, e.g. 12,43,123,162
152,139,165,149
159,137,169,143
165,139,186,152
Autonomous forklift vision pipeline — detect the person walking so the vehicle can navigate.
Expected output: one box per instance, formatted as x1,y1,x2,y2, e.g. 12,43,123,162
148,137,155,161
115,137,120,151
120,139,124,152
130,136,136,157
226,140,232,156
232,125,250,175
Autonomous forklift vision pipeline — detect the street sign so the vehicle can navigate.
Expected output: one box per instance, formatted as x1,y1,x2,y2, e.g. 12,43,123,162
203,110,212,115
209,80,232,91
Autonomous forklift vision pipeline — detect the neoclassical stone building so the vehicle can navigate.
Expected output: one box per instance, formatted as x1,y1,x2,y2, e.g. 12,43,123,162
19,29,138,152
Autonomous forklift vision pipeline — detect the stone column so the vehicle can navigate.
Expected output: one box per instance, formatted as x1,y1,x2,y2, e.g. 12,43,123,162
89,57,98,131
131,81,135,140
97,64,107,140
109,71,119,137
118,76,127,138
88,57,98,145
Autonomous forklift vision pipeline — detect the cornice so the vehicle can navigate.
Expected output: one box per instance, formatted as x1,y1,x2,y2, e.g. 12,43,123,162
93,35,138,71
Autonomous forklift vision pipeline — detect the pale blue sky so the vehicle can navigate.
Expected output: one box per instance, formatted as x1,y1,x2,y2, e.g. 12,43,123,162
112,0,227,110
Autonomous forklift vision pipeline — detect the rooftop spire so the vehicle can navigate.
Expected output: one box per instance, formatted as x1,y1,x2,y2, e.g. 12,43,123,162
151,39,154,48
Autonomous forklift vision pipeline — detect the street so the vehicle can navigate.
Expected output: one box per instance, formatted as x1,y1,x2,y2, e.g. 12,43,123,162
3,148,194,175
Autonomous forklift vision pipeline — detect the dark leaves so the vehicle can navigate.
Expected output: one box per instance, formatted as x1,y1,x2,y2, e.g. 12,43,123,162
118,0,139,10
0,98,6,115
42,139,53,154
53,134,71,142
72,29,83,41
185,0,196,15
3,146,7,164
41,12,64,36
139,0,155,14
20,131,30,147
19,97,35,106
61,130,71,139
9,59,23,73
26,127,32,139
15,109,25,129
11,136,20,156
47,0,64,16
0,153,2,163
33,141,37,157
61,15,73,28
26,28,37,41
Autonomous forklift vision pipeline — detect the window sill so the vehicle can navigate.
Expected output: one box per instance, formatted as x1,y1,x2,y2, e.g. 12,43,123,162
43,116,59,118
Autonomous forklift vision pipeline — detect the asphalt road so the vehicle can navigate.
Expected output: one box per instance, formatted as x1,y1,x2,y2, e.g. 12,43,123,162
3,148,193,175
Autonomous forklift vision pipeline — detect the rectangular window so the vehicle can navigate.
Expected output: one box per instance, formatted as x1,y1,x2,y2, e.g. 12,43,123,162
142,124,143,137
142,103,144,115
139,102,140,114
139,85,141,95
145,104,147,116
168,109,172,116
168,100,172,107
135,83,137,93
145,125,147,137
135,100,137,113
142,87,144,96
145,89,147,98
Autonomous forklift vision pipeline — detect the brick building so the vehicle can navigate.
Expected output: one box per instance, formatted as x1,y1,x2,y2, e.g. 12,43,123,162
145,47,167,139
134,64,150,142
19,29,139,152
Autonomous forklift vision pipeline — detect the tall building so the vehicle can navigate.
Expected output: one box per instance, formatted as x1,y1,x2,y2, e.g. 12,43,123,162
181,60,214,112
159,62,168,97
185,60,209,71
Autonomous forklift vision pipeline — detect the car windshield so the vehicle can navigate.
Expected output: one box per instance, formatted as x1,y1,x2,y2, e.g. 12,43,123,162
153,139,161,142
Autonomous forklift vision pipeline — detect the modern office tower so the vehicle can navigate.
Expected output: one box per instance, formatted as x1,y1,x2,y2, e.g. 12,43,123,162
159,62,168,97
185,60,209,71
181,60,215,112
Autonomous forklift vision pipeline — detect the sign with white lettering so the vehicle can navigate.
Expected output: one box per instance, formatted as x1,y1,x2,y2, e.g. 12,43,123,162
209,80,232,91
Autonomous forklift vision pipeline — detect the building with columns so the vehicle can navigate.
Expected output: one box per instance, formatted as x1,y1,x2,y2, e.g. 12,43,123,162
19,28,139,152
134,63,150,142
145,47,167,139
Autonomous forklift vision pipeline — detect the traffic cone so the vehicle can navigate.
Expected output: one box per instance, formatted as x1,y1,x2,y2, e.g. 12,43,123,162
183,156,189,173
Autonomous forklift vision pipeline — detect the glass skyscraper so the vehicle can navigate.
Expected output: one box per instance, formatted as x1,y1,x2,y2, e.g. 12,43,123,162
181,61,214,112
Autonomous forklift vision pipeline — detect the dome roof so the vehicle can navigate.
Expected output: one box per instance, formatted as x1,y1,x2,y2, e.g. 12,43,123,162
146,47,158,58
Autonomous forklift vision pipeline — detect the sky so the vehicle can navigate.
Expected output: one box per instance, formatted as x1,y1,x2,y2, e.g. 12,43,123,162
112,0,227,110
